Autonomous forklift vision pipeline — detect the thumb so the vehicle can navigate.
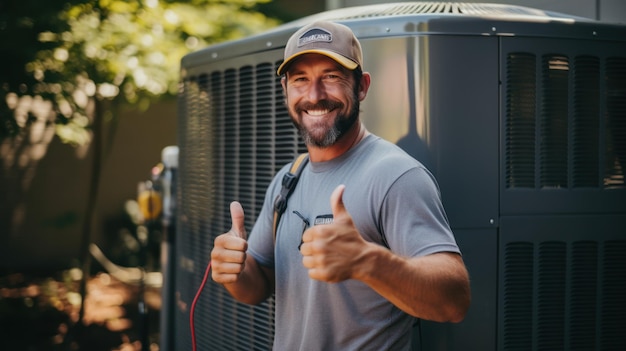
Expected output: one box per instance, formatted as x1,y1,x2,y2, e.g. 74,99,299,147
330,184,349,221
229,201,247,240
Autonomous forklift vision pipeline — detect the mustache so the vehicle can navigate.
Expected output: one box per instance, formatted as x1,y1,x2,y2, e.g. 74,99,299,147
295,100,343,113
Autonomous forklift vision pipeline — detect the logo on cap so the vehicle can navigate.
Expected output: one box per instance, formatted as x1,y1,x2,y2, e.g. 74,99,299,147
297,28,332,47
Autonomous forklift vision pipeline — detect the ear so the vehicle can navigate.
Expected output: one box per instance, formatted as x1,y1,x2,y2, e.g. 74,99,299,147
358,72,371,101
280,76,289,104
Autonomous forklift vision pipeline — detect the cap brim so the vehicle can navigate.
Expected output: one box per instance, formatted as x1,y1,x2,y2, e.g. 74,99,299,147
276,49,359,76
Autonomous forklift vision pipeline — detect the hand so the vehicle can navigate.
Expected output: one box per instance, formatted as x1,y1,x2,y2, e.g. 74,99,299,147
211,201,248,284
300,185,369,283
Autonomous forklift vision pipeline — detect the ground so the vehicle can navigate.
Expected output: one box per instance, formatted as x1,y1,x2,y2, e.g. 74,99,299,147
0,269,161,351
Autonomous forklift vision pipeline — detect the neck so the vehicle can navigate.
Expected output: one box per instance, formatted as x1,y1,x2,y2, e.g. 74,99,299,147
307,122,368,162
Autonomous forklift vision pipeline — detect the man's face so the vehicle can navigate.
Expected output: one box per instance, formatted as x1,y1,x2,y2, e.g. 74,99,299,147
282,54,360,147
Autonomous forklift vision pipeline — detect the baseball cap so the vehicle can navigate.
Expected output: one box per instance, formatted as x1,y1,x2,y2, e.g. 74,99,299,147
276,20,363,76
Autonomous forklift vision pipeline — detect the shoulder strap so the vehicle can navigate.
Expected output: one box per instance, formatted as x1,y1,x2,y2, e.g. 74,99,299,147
273,153,309,244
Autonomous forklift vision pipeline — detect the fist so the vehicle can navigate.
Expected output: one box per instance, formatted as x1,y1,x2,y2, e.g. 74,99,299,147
299,185,368,282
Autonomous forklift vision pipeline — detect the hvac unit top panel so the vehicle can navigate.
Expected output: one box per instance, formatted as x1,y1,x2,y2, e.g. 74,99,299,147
182,2,626,70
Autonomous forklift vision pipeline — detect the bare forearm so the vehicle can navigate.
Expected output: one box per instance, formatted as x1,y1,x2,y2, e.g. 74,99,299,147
222,255,274,305
354,246,470,322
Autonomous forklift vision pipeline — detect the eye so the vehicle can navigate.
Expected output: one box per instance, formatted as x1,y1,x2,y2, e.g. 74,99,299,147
289,75,308,84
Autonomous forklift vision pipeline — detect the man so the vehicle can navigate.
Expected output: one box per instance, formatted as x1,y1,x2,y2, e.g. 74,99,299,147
210,20,470,350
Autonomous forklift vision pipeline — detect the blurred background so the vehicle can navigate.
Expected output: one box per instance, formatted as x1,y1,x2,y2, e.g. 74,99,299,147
1,0,624,350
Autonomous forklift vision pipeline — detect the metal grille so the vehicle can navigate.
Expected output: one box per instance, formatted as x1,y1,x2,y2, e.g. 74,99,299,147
502,240,626,350
303,2,560,20
605,57,626,187
176,61,305,350
505,53,536,188
505,53,626,190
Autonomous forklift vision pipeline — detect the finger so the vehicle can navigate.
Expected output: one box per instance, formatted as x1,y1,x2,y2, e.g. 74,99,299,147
229,201,247,240
330,184,348,220
299,241,311,256
214,233,246,251
301,227,312,244
301,255,315,269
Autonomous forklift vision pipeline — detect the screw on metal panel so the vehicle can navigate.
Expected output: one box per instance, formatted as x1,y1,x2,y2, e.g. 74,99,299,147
491,27,496,32
266,41,272,47
211,52,218,59
489,219,495,225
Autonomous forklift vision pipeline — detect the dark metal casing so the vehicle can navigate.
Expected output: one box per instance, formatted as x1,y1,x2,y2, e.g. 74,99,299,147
174,3,626,350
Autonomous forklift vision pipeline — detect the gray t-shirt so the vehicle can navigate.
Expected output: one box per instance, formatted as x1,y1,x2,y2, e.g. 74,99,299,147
248,134,459,350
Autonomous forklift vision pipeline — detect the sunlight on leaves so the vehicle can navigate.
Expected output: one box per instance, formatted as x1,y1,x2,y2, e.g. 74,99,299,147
3,0,279,146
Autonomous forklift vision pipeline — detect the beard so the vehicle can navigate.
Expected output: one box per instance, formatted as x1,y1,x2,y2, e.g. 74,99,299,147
290,97,360,148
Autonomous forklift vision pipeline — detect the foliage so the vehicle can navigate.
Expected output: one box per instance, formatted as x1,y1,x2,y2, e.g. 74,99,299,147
0,0,279,145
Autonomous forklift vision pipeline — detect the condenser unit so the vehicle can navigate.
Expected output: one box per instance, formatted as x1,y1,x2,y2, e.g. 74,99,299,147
171,2,626,350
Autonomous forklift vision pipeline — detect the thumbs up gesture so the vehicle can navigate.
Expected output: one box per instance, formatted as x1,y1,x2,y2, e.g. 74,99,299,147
300,185,370,283
211,201,248,284
228,201,247,240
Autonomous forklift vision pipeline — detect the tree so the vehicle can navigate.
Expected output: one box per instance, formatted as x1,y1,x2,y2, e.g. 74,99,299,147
1,0,280,248
2,0,280,143
0,0,279,345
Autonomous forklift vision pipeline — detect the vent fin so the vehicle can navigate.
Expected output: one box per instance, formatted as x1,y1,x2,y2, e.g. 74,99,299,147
600,240,626,349
506,53,537,188
505,53,626,190
537,242,566,349
503,242,534,350
540,55,569,188
503,240,626,349
573,56,601,187
570,241,598,350
605,57,626,188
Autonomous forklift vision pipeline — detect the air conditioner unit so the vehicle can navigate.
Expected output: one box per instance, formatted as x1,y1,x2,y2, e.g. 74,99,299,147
172,2,626,350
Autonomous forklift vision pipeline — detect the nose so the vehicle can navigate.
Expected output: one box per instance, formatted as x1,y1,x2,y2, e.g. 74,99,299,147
307,79,327,103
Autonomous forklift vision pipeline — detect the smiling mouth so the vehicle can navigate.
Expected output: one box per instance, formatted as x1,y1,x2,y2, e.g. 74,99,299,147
298,100,341,117
305,109,331,116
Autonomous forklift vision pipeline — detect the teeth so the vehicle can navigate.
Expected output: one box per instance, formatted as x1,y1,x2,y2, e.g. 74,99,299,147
306,109,329,116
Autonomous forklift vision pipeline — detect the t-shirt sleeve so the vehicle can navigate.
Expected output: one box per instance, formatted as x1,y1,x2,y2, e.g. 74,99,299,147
380,166,460,257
